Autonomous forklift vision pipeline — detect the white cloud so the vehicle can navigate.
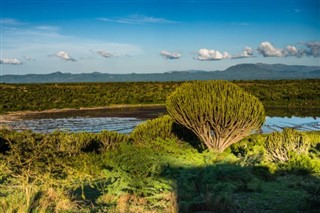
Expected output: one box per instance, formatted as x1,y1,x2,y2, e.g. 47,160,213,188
160,50,181,59
232,47,254,59
55,51,76,62
195,48,231,61
97,15,178,24
257,41,285,57
285,45,301,57
0,58,23,65
304,41,320,57
96,50,113,58
257,41,320,58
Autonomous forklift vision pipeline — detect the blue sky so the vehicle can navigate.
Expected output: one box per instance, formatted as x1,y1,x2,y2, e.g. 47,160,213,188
1,0,319,74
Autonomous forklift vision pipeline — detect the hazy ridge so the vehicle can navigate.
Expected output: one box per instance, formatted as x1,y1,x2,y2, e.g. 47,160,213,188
1,63,320,83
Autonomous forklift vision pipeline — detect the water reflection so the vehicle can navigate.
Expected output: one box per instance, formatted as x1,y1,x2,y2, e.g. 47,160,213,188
1,106,320,134
262,116,320,133
7,117,142,134
3,116,319,134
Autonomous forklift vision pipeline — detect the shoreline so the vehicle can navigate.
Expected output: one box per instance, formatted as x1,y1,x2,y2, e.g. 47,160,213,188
0,104,166,123
1,104,320,124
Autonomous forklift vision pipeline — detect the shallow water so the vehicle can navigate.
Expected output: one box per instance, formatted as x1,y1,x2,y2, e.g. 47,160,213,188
2,115,320,134
262,116,320,133
6,117,142,134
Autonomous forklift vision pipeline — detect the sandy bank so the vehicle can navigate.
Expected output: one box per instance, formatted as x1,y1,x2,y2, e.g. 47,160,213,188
0,104,166,123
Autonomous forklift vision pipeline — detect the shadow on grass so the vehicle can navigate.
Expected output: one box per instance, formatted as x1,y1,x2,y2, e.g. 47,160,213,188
77,160,320,213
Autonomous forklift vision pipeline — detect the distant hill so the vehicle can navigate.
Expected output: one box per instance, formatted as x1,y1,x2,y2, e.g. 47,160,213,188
1,63,320,83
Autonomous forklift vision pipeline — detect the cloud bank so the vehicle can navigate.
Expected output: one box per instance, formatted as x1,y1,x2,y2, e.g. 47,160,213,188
196,41,319,61
55,51,76,61
160,50,181,59
0,58,23,65
257,41,320,58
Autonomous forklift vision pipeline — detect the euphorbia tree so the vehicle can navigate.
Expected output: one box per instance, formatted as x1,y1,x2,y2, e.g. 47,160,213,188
166,80,265,152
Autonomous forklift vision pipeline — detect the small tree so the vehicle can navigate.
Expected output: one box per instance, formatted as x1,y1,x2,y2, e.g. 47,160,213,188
265,128,310,163
166,80,265,152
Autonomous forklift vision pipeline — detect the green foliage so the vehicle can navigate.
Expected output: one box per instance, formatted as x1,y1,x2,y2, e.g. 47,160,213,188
265,128,310,163
56,131,99,154
167,80,265,152
303,180,320,207
0,128,319,212
1,79,320,114
98,130,130,151
231,134,267,156
130,115,177,143
278,153,320,175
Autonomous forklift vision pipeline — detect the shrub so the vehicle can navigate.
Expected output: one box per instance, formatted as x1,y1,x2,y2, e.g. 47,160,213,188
166,80,265,152
98,130,129,151
130,115,177,143
265,128,310,163
303,180,320,207
285,154,318,175
57,131,99,154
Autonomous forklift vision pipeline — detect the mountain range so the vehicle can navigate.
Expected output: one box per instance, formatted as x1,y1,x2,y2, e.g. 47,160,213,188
1,63,320,83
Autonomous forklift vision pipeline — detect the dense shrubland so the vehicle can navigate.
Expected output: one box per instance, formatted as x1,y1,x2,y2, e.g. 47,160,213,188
1,80,319,212
1,122,320,212
1,79,320,113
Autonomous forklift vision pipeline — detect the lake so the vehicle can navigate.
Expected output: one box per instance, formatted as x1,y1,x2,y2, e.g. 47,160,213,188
1,106,319,134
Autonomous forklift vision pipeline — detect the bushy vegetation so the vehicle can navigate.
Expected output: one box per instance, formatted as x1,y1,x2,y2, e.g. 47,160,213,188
167,80,265,152
265,128,310,163
1,79,320,113
1,125,320,212
1,79,320,212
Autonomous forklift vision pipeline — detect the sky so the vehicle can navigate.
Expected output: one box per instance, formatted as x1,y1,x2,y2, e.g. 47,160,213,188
1,0,320,74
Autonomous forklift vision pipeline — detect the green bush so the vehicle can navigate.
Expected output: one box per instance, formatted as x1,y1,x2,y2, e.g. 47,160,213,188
55,131,99,155
265,128,310,163
278,153,320,175
130,115,177,143
167,80,265,152
102,143,172,198
98,130,129,152
303,180,320,207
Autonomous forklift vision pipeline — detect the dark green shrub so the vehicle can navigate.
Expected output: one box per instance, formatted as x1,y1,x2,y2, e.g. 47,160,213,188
278,153,319,175
0,130,10,153
166,80,265,152
252,165,274,181
57,132,99,154
231,134,266,157
265,128,310,163
98,130,129,151
303,180,320,207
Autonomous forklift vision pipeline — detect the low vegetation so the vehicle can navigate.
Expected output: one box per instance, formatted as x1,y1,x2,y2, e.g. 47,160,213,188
0,80,319,212
1,79,320,113
0,126,319,212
